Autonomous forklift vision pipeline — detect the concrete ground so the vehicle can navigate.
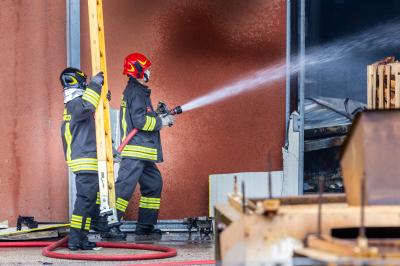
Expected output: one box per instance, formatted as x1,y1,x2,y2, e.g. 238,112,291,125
0,233,215,266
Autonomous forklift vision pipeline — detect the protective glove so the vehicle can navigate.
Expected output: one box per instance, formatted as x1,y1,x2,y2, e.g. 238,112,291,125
107,90,111,101
160,114,176,127
91,71,104,86
112,141,121,163
113,153,122,164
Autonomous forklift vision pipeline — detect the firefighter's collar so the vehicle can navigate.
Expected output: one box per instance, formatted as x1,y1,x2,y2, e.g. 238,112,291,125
130,77,151,94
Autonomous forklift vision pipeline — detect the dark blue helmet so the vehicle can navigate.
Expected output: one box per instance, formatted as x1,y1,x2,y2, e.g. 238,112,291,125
60,67,87,89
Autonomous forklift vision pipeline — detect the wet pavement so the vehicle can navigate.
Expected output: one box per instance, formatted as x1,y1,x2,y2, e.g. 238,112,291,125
0,232,215,265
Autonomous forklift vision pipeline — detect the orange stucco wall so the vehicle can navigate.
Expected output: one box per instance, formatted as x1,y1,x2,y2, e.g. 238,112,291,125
0,0,68,224
0,0,286,224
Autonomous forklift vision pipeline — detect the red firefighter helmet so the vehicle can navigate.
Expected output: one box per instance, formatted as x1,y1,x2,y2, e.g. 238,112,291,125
123,53,151,79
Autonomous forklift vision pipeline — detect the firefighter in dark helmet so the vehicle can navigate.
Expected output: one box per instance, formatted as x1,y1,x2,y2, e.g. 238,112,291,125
102,53,175,239
60,68,124,250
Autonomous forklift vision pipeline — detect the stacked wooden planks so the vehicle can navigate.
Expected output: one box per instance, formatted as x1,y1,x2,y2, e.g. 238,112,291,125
367,56,400,109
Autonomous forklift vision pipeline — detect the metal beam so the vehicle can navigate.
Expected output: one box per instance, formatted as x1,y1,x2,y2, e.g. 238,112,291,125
298,0,306,195
66,0,80,68
66,0,80,217
285,0,291,144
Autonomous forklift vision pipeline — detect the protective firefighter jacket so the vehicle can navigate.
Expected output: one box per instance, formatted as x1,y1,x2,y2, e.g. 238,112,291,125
61,81,102,173
120,77,163,162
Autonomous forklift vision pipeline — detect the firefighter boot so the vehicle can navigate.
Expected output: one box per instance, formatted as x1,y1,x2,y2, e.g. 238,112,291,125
80,230,97,250
68,228,96,251
100,225,127,240
134,223,162,241
91,215,109,232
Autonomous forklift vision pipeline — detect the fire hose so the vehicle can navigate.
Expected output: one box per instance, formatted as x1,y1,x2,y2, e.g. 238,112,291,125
117,103,182,153
0,236,216,264
0,104,212,263
0,236,177,261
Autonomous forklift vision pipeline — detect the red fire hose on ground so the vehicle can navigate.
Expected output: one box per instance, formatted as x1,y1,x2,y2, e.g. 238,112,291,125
0,105,211,264
0,236,176,261
0,236,216,264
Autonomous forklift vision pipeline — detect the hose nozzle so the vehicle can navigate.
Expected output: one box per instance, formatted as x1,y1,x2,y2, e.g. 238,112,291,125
170,106,182,115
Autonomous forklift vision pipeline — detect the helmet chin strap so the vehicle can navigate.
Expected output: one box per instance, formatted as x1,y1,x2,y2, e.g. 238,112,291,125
143,69,150,83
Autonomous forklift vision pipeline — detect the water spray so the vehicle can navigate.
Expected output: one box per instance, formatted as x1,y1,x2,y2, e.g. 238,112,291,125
117,101,183,153
179,18,400,113
118,19,400,153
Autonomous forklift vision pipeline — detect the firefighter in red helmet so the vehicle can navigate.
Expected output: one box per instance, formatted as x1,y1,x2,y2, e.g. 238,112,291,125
101,53,175,239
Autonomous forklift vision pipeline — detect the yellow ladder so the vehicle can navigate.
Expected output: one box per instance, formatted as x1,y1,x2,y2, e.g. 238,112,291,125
88,0,118,224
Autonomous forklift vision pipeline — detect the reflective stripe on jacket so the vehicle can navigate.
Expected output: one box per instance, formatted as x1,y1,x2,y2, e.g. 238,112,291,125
120,78,163,162
61,81,102,173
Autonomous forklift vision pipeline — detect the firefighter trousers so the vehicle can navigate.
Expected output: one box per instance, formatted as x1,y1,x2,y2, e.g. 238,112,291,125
115,158,163,225
70,172,99,231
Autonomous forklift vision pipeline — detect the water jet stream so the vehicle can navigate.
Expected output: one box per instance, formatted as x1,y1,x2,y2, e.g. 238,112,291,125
180,19,400,112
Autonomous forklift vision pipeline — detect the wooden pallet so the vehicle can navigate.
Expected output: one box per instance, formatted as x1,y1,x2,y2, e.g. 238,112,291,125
367,56,400,109
0,224,69,240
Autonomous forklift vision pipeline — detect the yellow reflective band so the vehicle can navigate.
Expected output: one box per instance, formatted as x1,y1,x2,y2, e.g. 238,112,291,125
85,88,100,101
68,161,97,166
68,158,98,164
139,202,160,206
96,192,100,204
67,158,98,172
116,203,127,212
64,123,72,162
117,201,128,207
148,117,156,131
70,221,81,226
84,218,91,231
117,197,128,203
71,216,82,221
117,199,128,207
82,94,98,107
122,145,157,160
139,202,160,207
116,202,127,208
122,107,127,141
116,198,129,212
142,116,156,131
121,98,127,107
139,203,160,210
82,88,100,107
140,196,161,203
139,204,160,209
124,145,157,154
143,116,151,131
70,166,98,172
121,151,157,161
70,223,82,229
68,162,97,167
